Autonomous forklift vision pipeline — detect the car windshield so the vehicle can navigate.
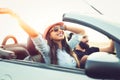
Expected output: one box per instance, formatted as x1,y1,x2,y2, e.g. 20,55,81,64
0,0,120,44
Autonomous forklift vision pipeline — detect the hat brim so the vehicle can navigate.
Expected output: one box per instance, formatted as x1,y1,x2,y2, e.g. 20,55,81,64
43,22,64,39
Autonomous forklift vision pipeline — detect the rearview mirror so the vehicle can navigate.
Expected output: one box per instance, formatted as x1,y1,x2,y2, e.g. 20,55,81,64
85,52,120,79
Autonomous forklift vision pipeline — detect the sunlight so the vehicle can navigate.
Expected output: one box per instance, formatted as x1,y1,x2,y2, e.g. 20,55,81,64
0,15,28,44
0,0,119,44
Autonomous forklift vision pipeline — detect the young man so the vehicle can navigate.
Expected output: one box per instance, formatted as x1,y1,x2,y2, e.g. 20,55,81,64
68,32,114,68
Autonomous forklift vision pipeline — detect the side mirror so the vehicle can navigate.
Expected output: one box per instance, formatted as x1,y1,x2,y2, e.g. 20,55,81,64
85,52,120,79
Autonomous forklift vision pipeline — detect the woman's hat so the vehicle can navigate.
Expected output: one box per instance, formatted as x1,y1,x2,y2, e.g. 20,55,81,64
43,22,64,39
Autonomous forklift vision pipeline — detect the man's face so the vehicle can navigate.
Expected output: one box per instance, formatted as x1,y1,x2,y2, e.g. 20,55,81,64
81,35,89,44
79,35,89,49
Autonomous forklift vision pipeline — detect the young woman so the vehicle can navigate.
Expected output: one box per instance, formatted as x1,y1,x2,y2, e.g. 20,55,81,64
0,8,85,68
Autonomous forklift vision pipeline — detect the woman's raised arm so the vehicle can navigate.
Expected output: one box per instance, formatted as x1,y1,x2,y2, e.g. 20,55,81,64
0,8,39,38
64,24,85,35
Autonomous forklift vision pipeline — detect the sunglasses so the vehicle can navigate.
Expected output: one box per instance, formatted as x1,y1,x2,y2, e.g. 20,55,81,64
49,26,65,32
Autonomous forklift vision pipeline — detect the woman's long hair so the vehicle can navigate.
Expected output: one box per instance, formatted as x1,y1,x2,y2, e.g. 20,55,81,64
46,33,72,64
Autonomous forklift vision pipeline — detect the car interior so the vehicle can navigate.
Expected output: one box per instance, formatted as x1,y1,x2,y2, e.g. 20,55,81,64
0,35,44,63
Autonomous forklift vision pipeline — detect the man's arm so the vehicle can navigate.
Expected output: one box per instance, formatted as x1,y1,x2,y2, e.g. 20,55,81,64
99,39,114,53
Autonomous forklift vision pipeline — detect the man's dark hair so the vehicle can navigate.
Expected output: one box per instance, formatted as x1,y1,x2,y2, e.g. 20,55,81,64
68,33,74,41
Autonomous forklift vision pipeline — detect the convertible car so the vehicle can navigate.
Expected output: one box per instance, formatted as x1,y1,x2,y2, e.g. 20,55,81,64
0,13,120,80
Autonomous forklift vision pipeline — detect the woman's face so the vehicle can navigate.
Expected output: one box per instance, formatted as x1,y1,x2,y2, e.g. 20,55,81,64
49,25,65,41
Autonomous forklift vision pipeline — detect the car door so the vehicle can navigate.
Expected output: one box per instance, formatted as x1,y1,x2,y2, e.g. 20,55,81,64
0,59,95,80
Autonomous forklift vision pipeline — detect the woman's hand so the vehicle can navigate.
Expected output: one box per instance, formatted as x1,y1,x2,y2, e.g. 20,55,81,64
0,8,16,17
0,8,11,14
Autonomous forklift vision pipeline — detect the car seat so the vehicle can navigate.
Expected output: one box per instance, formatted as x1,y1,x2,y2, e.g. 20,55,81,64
26,37,45,63
0,35,29,60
